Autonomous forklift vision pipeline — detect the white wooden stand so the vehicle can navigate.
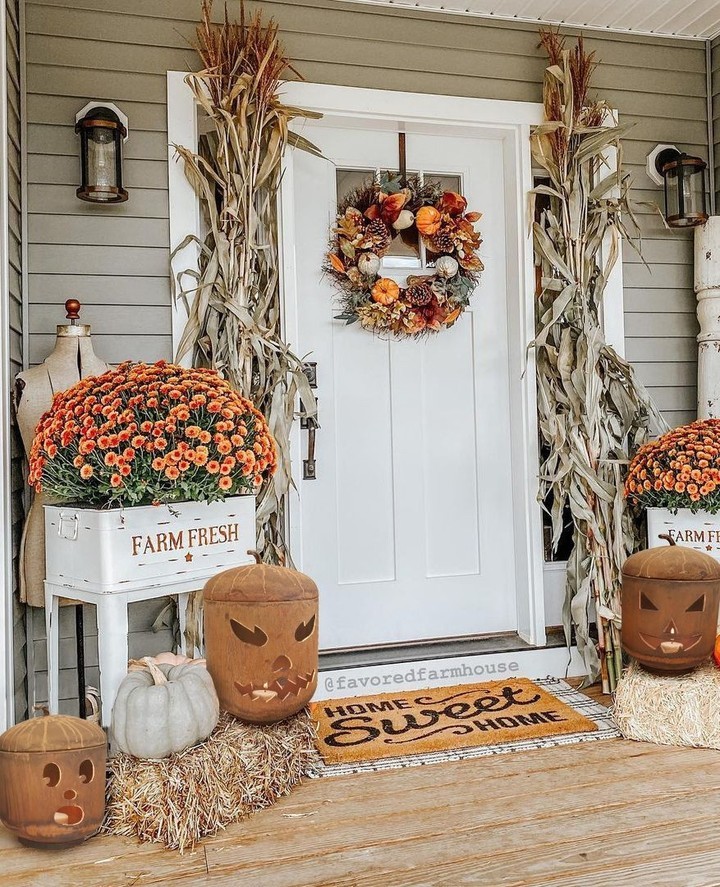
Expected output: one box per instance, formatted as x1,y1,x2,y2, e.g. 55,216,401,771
695,218,720,418
44,497,255,726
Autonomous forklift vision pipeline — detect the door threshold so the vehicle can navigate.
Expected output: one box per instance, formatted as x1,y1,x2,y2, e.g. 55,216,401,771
319,626,567,671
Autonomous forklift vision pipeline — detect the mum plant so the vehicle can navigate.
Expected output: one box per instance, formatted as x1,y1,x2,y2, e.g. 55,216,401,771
626,419,720,513
28,361,276,509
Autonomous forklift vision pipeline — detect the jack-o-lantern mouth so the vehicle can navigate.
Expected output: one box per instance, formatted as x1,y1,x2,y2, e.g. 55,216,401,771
639,632,702,653
235,670,316,702
54,805,84,826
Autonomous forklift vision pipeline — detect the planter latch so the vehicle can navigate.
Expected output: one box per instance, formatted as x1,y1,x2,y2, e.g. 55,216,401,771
57,512,79,541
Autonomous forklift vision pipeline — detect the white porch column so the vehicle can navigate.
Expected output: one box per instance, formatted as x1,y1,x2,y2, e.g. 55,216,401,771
695,217,720,418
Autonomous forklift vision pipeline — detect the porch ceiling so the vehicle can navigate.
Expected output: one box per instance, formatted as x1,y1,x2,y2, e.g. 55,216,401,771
337,0,720,39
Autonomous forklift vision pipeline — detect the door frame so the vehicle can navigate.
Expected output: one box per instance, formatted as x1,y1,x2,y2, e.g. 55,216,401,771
166,75,625,649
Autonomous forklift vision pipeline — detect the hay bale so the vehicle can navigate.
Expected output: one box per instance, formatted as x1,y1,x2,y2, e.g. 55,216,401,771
103,710,318,852
614,661,720,749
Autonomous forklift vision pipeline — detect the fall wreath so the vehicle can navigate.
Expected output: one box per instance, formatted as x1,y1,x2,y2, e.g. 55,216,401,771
325,174,484,337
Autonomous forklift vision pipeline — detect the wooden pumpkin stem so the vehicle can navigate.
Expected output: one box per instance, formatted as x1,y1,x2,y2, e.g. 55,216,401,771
142,656,169,685
33,704,50,718
247,549,263,564
658,533,676,547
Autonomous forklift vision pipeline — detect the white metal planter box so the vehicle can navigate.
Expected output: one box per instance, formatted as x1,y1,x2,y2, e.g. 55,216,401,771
647,507,720,559
44,496,256,593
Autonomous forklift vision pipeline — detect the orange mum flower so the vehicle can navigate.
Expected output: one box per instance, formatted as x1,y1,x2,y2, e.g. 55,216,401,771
27,360,277,507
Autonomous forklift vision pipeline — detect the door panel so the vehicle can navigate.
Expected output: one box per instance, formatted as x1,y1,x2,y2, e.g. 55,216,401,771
290,122,518,650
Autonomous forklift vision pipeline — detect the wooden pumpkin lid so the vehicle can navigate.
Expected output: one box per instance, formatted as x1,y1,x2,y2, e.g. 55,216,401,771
204,551,318,602
623,534,720,582
0,712,106,753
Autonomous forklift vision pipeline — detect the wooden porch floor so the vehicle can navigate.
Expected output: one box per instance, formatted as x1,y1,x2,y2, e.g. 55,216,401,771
3,686,720,886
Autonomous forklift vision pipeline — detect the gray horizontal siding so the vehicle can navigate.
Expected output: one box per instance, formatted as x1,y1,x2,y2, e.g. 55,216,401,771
25,0,705,422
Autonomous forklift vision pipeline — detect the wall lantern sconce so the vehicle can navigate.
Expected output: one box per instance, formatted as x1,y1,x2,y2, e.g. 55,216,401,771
75,102,129,203
646,143,707,228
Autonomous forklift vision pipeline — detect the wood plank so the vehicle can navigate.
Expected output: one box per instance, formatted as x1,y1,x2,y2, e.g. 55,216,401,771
624,312,699,338
626,337,697,363
28,214,169,248
29,273,170,306
625,288,696,313
632,361,697,388
28,183,169,218
28,243,169,276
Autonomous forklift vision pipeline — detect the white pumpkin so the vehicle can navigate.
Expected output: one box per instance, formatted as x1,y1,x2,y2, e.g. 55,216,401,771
110,657,219,759
392,209,415,231
357,252,381,277
435,255,459,279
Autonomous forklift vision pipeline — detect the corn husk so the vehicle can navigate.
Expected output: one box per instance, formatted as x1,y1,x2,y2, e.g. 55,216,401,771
171,1,320,576
531,31,666,690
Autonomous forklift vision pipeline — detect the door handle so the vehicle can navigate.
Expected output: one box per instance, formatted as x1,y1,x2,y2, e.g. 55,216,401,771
303,416,318,480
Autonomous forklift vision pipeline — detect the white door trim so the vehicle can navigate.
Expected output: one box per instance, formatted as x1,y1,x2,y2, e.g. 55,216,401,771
0,0,13,731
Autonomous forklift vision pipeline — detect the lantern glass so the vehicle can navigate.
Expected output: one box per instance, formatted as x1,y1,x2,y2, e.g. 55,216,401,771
75,107,128,204
662,154,707,228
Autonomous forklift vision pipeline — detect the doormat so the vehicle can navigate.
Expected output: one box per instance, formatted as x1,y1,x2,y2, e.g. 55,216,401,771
308,677,619,776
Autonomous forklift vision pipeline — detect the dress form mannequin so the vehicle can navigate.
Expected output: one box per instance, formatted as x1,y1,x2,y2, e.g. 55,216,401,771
15,300,110,607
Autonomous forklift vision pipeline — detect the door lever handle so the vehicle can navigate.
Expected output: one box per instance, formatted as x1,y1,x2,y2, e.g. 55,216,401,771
303,416,318,480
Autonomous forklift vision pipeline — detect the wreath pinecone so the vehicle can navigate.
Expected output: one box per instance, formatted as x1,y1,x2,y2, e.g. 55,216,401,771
429,231,455,254
364,219,392,253
406,282,434,307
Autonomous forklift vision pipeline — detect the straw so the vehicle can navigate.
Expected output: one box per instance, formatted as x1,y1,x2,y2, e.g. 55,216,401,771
103,710,318,853
613,661,720,749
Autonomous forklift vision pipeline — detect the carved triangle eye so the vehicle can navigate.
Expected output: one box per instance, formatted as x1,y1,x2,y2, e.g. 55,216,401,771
686,595,705,613
295,614,316,642
640,593,658,611
230,619,268,646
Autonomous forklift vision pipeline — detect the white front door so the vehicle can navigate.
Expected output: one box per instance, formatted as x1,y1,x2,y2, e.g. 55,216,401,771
287,116,531,653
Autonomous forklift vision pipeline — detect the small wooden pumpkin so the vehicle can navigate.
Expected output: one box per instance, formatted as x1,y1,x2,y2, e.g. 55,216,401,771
622,535,720,673
0,710,106,846
203,552,319,724
110,658,219,759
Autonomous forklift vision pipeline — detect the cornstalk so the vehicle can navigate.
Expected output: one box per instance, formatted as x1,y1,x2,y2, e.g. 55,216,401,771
171,1,322,568
532,31,665,689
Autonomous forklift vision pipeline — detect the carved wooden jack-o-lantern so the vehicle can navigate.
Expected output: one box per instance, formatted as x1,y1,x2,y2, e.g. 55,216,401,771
0,710,106,846
203,552,319,724
622,534,720,674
